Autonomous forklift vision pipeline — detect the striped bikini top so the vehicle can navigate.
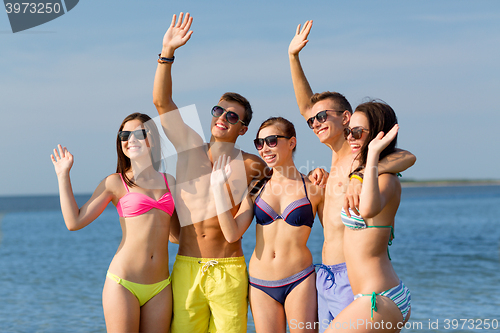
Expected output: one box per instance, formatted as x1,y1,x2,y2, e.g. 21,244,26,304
254,175,314,228
341,207,394,259
116,173,174,218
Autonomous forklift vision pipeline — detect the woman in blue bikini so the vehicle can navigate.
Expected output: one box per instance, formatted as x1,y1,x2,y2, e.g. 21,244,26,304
51,113,178,333
211,117,324,333
326,101,411,332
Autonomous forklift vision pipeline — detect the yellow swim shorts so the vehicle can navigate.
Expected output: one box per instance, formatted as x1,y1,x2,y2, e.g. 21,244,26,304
170,255,248,333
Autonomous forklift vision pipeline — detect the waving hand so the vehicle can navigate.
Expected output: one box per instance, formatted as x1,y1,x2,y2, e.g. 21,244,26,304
211,155,233,188
368,124,399,156
289,20,313,56
51,144,74,176
162,12,193,52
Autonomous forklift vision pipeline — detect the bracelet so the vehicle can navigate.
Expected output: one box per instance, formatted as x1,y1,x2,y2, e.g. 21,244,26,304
158,54,174,64
349,171,364,183
350,174,363,183
349,170,364,179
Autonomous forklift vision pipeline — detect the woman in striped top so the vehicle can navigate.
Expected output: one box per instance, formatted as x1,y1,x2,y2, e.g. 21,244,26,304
326,100,411,332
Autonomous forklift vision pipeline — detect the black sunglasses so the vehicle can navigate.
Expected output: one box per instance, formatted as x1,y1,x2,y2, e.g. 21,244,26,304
306,110,344,129
211,106,246,125
118,129,149,141
343,126,369,140
254,135,291,150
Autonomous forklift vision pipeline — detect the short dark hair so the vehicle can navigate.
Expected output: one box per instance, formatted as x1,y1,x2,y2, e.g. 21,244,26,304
354,100,398,168
220,92,253,126
310,91,353,114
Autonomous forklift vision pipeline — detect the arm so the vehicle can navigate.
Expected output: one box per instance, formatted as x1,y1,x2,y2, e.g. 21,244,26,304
51,145,113,231
289,20,314,118
317,197,325,227
165,173,180,243
310,182,325,224
377,148,416,174
153,13,202,151
211,155,254,243
359,125,400,218
169,209,181,244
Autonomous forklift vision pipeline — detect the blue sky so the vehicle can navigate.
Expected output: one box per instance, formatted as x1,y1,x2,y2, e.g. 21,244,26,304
1,0,499,196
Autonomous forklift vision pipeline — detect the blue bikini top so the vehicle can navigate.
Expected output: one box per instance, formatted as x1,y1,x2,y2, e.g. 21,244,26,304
254,175,314,228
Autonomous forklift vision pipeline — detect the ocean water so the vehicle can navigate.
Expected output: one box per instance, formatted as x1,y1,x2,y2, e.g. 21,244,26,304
0,185,499,332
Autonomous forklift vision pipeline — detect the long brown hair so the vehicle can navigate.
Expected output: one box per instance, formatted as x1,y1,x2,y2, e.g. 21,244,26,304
116,113,162,188
353,100,398,169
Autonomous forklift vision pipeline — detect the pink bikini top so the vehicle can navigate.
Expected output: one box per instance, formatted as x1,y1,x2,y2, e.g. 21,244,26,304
116,173,174,218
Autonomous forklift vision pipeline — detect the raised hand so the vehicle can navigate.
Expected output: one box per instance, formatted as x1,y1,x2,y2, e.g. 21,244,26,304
162,12,193,53
289,20,313,56
368,124,399,156
51,144,74,176
211,154,232,187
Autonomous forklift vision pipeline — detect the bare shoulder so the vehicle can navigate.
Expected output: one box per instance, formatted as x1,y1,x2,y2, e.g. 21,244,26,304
379,173,401,193
105,173,124,188
99,173,126,199
242,151,267,179
242,151,264,164
164,173,176,185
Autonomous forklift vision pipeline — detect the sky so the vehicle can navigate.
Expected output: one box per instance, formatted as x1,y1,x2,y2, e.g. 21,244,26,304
1,0,499,196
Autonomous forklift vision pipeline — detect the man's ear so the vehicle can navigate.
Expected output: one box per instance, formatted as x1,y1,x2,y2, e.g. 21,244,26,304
239,126,248,136
342,111,352,127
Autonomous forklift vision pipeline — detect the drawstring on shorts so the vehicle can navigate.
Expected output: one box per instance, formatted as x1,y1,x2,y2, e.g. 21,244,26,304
314,264,336,290
198,260,219,274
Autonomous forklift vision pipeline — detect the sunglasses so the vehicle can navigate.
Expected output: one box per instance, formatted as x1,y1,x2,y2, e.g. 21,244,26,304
254,135,291,150
118,129,149,141
211,106,246,125
306,110,344,129
343,126,369,140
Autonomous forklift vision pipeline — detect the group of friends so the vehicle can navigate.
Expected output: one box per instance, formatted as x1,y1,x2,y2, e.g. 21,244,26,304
51,13,416,333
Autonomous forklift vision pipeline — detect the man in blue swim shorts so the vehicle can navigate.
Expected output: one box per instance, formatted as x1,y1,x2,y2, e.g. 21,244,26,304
288,20,416,332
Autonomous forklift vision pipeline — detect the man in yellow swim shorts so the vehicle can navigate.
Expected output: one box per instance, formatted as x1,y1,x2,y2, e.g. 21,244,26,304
153,13,267,333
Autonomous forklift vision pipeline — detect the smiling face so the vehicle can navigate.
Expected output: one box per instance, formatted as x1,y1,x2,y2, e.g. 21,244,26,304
120,119,151,161
256,125,296,168
307,98,350,145
210,100,248,142
346,112,370,159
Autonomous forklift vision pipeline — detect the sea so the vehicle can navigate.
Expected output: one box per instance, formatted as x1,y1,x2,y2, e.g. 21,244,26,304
0,184,499,332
